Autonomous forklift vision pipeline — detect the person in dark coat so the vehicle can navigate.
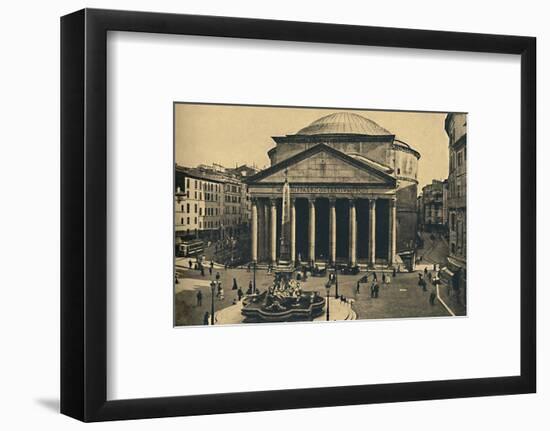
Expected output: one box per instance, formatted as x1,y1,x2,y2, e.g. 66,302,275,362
203,312,210,325
196,290,202,306
356,281,360,294
372,272,377,281
188,259,192,269
237,287,243,301
216,272,221,281
382,273,386,284
373,282,380,298
232,278,238,290
429,285,437,305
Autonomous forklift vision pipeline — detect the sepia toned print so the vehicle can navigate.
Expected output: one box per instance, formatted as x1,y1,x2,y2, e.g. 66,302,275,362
174,103,467,327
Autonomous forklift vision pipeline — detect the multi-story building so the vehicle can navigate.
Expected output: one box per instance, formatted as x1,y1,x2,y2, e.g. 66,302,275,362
231,164,260,228
174,164,253,244
420,179,448,232
444,112,467,303
175,168,221,241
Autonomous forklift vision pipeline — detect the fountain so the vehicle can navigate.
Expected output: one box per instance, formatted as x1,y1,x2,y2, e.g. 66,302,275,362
241,171,326,322
241,271,325,322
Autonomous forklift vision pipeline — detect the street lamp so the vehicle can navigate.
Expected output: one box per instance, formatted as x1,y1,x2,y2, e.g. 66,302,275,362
325,281,331,321
210,280,216,325
253,261,257,293
334,264,339,299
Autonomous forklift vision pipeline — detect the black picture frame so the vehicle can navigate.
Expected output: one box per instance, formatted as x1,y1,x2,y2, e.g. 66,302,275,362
61,8,536,422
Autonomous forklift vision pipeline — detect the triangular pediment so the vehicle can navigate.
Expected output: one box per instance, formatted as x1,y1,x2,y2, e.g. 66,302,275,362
247,144,396,186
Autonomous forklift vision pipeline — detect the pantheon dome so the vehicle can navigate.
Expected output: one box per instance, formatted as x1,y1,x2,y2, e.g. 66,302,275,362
268,111,420,185
296,112,392,136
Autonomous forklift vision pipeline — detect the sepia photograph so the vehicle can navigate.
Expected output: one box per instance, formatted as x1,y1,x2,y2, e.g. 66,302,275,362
174,103,467,326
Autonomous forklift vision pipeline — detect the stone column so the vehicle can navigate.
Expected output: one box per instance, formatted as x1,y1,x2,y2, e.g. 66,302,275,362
348,199,357,267
270,198,277,264
251,199,258,263
368,198,377,266
329,198,337,264
290,198,296,263
258,200,265,262
388,197,397,265
308,198,316,264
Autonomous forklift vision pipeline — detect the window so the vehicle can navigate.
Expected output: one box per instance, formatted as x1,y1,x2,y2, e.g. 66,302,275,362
187,217,190,224
194,204,197,213
180,217,183,224
199,208,202,216
186,203,190,213
186,178,190,188
180,205,184,212
195,217,197,224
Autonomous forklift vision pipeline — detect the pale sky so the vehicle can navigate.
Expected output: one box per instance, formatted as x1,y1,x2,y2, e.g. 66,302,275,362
175,103,452,190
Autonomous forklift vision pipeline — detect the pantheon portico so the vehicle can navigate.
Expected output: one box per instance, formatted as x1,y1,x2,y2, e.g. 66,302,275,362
246,112,420,267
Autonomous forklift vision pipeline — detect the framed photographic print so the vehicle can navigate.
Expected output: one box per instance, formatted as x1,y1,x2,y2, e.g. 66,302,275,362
61,8,536,422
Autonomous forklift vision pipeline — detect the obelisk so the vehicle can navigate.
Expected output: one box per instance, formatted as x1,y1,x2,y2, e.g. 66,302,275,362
279,169,291,264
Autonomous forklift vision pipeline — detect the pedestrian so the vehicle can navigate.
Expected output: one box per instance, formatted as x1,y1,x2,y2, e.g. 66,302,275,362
237,287,243,301
247,263,251,272
428,272,432,282
424,267,428,276
382,273,386,284
203,312,210,325
210,261,214,269
356,281,360,294
421,278,427,292
175,275,179,285
374,282,380,298
232,278,238,290
392,267,396,278
188,259,192,269
216,271,220,282
209,266,212,276
372,272,377,281
196,289,203,306
248,280,253,292
429,285,437,305
200,266,205,277
386,274,391,285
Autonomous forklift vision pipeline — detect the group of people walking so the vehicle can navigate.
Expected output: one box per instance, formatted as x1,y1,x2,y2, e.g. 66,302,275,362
418,266,441,305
